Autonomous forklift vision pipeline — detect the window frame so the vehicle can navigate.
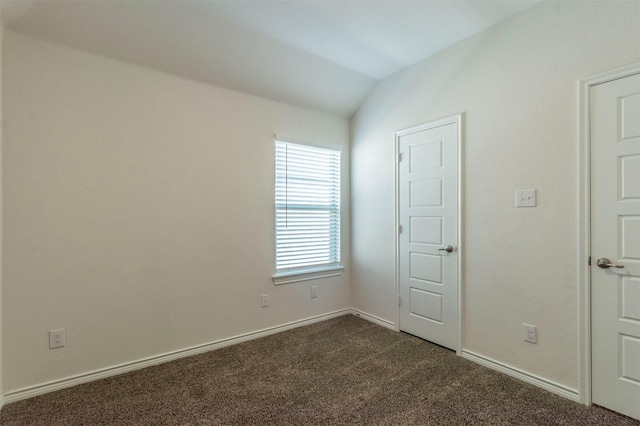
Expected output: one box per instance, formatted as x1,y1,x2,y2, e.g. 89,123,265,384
272,136,344,285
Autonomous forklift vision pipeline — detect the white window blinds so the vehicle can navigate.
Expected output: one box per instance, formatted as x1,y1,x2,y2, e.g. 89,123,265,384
275,140,341,274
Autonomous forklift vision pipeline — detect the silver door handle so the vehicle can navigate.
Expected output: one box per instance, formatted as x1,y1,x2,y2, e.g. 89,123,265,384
438,245,455,253
596,258,624,269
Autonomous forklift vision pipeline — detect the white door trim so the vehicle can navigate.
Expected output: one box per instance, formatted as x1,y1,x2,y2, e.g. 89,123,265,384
394,113,463,354
577,62,640,405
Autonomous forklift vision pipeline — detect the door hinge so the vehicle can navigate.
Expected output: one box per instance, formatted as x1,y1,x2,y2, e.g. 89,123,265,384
398,224,403,234
398,296,402,307
588,256,591,266
398,152,403,162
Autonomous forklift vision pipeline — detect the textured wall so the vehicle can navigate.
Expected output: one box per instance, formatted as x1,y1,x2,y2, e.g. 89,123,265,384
351,0,640,391
2,32,351,393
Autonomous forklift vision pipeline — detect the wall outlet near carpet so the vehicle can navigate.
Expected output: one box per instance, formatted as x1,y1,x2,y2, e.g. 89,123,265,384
522,324,537,344
261,294,269,308
49,328,65,349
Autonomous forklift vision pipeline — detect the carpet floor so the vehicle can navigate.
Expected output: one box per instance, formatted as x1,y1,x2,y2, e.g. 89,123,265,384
1,315,638,425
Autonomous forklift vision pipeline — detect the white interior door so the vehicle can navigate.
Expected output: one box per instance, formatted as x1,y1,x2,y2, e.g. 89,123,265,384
591,72,640,420
397,117,459,351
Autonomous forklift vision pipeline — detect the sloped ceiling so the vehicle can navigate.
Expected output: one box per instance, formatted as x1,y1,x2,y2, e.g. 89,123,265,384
1,0,539,117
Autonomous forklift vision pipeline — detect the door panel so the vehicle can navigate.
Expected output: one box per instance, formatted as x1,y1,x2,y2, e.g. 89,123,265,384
410,217,442,245
410,252,442,283
620,155,640,199
591,72,640,420
621,277,640,321
410,288,443,322
620,93,640,140
398,119,459,351
410,178,442,206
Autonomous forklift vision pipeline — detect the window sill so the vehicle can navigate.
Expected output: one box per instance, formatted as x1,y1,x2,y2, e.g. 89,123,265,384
272,266,345,285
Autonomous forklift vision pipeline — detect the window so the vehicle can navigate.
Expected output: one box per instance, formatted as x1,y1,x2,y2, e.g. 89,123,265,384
273,139,342,283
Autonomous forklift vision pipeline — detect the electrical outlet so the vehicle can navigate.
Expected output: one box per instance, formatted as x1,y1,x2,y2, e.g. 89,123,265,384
49,328,65,349
523,324,537,344
261,294,269,308
311,286,318,299
515,189,536,207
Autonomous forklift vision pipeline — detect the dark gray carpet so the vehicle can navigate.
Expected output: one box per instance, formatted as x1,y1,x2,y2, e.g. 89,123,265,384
1,315,638,425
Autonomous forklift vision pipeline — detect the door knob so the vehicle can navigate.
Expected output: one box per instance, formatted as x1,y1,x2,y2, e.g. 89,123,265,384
438,245,455,253
596,258,624,269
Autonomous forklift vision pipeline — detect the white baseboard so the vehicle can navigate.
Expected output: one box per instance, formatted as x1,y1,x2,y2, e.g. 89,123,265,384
461,349,580,402
351,308,397,331
350,315,580,404
5,311,579,408
2,309,352,405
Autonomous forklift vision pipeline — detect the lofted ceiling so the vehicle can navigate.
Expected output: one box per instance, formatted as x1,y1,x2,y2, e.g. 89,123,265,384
1,0,539,117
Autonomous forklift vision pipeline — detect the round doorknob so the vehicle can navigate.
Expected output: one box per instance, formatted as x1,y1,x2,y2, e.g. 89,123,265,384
438,245,455,253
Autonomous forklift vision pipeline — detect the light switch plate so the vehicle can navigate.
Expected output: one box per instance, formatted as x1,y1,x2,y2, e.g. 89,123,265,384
515,189,536,207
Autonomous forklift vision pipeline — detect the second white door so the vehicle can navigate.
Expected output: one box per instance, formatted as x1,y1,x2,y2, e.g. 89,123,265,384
398,117,459,351
591,72,640,420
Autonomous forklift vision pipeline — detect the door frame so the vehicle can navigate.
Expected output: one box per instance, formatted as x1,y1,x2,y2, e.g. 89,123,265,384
577,62,640,405
394,113,463,354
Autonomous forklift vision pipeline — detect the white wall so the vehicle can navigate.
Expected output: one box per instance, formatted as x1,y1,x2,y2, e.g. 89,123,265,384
2,31,351,394
351,0,640,392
